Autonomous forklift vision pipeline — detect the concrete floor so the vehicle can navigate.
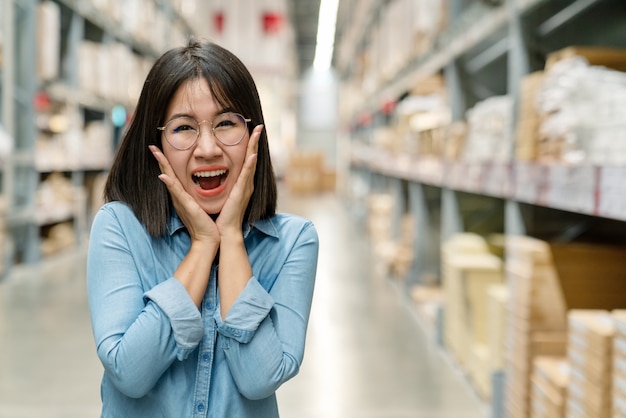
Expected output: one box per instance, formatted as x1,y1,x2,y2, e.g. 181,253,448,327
0,191,487,418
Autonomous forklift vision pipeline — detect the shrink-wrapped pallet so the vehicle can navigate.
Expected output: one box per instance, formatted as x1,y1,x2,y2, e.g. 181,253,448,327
566,310,614,418
505,236,568,418
530,356,569,418
441,233,503,398
613,311,626,418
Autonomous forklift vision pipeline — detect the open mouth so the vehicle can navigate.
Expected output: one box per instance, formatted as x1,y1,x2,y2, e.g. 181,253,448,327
192,169,228,191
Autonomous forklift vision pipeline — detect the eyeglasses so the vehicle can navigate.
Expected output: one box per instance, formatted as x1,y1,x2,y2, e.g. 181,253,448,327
157,112,252,150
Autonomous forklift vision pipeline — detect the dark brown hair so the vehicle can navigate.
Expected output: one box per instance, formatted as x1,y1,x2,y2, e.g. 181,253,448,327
104,39,277,236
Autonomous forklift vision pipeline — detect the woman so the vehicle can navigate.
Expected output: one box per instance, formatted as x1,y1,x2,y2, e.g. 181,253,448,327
87,38,318,417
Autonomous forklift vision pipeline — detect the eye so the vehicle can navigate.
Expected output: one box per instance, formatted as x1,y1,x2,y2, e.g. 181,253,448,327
214,113,244,130
214,119,236,129
172,124,196,133
168,117,199,134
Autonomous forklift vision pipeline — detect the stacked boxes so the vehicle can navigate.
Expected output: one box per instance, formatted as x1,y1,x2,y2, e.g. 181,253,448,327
366,194,415,280
487,284,509,373
530,356,569,418
566,310,615,418
77,41,152,105
37,1,61,82
367,193,395,275
506,240,626,418
462,95,514,163
535,48,626,165
339,0,446,95
284,151,322,194
36,173,77,226
613,311,626,417
515,72,544,161
505,236,568,418
441,233,503,398
513,46,626,165
284,151,336,194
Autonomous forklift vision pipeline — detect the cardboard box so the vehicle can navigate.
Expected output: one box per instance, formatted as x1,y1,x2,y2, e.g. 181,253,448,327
442,251,502,366
531,356,568,418
545,46,626,72
515,72,544,162
568,310,615,356
550,243,626,310
613,310,626,339
469,343,491,399
487,284,508,371
506,251,567,331
284,151,324,194
568,366,611,414
506,331,567,418
37,1,61,82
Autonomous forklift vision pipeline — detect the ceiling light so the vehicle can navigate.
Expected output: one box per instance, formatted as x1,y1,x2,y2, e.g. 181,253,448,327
313,0,339,71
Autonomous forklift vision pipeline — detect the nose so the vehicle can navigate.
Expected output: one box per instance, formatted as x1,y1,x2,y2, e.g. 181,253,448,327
193,121,222,157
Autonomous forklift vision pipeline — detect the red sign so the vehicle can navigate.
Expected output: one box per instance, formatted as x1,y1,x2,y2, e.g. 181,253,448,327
214,11,224,33
262,12,284,34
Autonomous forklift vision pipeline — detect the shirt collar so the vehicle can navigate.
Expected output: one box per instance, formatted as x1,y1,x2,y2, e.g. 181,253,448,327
243,217,279,239
166,211,186,236
167,211,279,239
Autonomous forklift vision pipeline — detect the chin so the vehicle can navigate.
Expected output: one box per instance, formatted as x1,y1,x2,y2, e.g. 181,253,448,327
199,202,224,216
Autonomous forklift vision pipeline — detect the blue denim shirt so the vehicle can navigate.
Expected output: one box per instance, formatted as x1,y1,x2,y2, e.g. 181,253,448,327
87,201,318,417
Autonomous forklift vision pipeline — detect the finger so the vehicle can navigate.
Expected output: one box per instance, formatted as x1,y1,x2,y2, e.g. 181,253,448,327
149,145,175,177
243,125,262,177
149,146,189,202
243,153,258,180
241,142,259,182
247,125,262,157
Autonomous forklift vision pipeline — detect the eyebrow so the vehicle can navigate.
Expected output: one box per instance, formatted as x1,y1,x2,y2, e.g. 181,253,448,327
165,108,238,122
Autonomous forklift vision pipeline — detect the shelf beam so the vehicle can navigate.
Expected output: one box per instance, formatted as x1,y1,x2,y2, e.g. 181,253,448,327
370,3,510,107
465,37,509,74
56,0,160,58
537,0,600,36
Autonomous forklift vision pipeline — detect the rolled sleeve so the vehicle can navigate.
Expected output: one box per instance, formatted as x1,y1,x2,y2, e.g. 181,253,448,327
144,278,204,357
214,277,274,344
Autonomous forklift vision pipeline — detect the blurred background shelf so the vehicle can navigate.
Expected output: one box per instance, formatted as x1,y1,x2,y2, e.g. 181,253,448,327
338,0,626,416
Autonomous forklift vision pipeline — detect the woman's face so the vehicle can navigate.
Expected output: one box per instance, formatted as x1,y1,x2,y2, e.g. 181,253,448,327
161,78,249,215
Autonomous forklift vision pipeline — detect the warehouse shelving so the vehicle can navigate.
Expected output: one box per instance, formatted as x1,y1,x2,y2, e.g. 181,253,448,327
1,0,39,272
339,0,626,416
343,0,626,278
0,0,197,278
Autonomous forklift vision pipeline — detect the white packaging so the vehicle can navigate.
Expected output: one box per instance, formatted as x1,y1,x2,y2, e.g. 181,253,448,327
37,1,61,82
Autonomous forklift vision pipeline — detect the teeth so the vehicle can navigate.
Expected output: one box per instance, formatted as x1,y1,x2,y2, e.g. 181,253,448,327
193,170,226,178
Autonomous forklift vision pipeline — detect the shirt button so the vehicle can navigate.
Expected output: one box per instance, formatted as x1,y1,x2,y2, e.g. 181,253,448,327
202,353,210,362
197,403,205,412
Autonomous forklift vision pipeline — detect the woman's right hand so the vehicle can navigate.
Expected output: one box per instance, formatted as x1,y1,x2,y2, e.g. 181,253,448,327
149,145,219,247
150,145,218,307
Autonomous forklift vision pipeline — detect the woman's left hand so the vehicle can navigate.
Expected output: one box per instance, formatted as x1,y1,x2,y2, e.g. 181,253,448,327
215,124,262,237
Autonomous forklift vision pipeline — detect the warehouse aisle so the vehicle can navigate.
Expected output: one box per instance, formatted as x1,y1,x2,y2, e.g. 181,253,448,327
275,190,487,418
0,190,486,418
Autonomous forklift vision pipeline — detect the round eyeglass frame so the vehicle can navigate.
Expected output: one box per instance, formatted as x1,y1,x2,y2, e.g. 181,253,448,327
157,113,252,150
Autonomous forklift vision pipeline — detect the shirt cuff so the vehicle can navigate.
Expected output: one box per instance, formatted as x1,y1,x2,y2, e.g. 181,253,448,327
214,277,274,344
144,278,204,357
